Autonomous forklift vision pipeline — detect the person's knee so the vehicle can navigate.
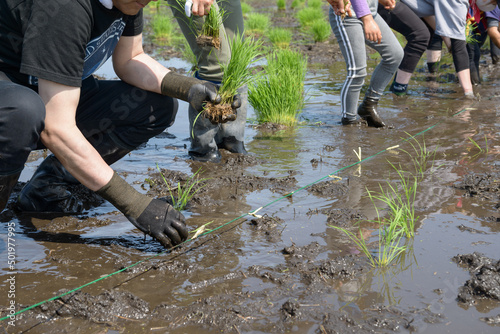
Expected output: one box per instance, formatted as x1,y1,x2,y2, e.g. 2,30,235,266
408,27,431,54
2,84,45,132
150,95,179,133
450,39,469,72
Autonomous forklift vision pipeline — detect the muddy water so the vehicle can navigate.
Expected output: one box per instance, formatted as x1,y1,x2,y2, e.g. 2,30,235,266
1,54,499,334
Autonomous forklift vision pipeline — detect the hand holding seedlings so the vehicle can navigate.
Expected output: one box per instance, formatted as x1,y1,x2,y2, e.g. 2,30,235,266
326,0,352,19
189,0,214,17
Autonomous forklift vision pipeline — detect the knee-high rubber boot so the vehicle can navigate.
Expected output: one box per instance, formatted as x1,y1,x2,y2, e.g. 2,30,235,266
17,134,131,213
216,85,248,154
0,172,21,212
188,104,222,163
357,96,386,128
16,155,83,213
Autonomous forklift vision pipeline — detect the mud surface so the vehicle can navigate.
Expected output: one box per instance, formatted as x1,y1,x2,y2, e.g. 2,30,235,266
1,1,500,333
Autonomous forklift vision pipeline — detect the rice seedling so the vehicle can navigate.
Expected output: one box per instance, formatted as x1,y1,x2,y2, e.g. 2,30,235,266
310,19,331,42
197,4,225,49
277,0,286,10
367,162,418,238
245,12,270,36
330,220,407,268
201,34,263,124
291,0,306,9
467,135,489,160
157,165,208,211
400,133,440,179
268,28,292,49
330,157,420,267
180,39,198,74
151,14,175,44
307,0,323,9
296,7,325,27
249,49,308,126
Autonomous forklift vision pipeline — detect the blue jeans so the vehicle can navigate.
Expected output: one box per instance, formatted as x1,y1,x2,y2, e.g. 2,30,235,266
329,0,404,120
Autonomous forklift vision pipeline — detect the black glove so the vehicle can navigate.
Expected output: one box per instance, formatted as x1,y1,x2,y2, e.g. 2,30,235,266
161,71,241,123
187,81,221,112
127,199,188,248
161,71,221,112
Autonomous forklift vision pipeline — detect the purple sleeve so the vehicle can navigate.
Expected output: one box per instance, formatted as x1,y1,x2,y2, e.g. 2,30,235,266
485,7,500,20
351,0,371,19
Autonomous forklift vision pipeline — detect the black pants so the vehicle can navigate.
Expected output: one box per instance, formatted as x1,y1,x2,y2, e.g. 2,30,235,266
0,76,178,175
378,1,431,74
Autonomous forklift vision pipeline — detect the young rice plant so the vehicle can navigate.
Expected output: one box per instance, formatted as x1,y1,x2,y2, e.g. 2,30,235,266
268,28,293,49
249,49,308,126
310,19,331,42
157,165,207,211
201,34,263,124
245,13,270,36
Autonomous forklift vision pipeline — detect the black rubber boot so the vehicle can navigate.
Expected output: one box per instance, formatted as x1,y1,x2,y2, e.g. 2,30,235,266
17,155,83,213
0,172,21,212
357,96,386,128
217,136,247,154
341,117,363,126
17,135,131,213
189,148,222,163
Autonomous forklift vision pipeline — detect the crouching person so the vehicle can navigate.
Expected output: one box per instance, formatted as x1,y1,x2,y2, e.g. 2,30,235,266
0,0,237,248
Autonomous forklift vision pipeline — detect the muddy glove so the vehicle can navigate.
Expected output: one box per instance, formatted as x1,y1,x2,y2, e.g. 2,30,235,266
161,71,221,113
97,173,188,248
127,199,187,247
161,72,238,123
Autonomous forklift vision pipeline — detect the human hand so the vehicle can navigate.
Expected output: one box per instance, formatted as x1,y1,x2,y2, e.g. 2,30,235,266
129,199,188,248
190,0,214,16
378,0,396,10
361,15,382,44
205,93,240,124
187,80,222,112
326,0,353,18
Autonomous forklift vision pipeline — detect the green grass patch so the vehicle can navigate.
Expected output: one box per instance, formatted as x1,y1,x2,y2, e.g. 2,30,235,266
268,28,293,49
241,2,253,16
291,0,306,9
296,7,325,27
151,14,175,44
245,13,270,36
307,0,323,9
277,0,286,10
249,49,308,126
310,19,331,42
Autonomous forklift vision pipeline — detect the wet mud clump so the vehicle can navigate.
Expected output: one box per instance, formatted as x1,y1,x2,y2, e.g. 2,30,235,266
248,214,285,242
39,289,150,323
452,252,500,304
196,35,220,49
454,172,500,206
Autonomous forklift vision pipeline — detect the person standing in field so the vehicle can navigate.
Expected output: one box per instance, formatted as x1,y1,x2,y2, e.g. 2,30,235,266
401,0,475,98
168,0,248,163
328,0,404,127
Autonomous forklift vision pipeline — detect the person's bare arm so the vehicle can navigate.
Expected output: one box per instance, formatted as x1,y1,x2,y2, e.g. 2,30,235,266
360,14,382,44
37,79,114,191
488,25,500,49
113,34,169,94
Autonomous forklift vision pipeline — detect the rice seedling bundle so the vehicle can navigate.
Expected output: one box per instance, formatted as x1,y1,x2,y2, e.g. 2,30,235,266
249,49,308,126
202,34,263,123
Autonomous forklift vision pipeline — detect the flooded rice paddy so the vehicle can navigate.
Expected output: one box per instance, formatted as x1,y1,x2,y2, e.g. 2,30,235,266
1,42,500,334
